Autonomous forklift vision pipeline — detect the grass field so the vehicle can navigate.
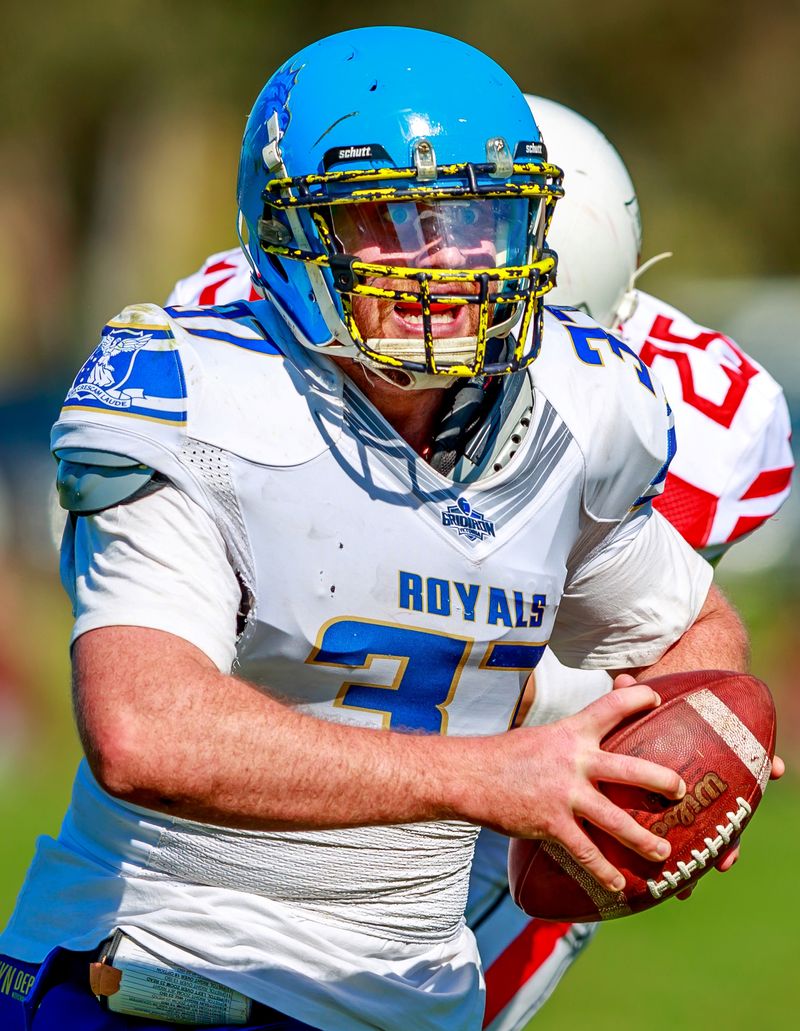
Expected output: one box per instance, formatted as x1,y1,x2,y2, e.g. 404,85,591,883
1,567,797,1029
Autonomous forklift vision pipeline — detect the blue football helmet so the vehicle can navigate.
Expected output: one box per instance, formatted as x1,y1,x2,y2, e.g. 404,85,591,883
237,27,563,378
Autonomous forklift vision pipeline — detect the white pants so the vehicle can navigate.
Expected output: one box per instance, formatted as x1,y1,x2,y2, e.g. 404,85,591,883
468,827,599,1030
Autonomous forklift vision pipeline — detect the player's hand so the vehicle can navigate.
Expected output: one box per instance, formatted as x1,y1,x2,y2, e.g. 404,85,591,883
479,683,686,893
676,752,785,899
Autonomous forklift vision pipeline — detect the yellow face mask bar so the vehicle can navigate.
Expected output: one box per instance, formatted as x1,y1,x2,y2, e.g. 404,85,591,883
257,159,564,377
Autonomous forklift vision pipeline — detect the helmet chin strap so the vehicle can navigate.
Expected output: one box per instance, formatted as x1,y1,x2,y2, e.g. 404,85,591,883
354,327,515,391
616,251,673,326
354,356,458,392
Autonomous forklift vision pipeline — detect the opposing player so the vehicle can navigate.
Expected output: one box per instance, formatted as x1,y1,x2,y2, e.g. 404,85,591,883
1,30,753,1031
469,97,794,1030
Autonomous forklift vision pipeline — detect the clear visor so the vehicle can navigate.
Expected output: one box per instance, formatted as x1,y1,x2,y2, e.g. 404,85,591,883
331,197,533,270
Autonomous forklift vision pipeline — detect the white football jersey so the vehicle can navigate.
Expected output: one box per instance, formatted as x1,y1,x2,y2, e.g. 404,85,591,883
167,249,794,558
621,291,793,555
0,295,710,1031
159,250,793,1029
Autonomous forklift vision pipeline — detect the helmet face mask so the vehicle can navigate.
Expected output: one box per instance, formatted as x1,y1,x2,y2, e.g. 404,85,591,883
330,197,530,272
258,169,559,376
237,29,563,379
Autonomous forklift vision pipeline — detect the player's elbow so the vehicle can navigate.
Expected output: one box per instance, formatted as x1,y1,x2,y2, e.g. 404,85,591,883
72,627,212,805
73,678,165,804
78,701,157,802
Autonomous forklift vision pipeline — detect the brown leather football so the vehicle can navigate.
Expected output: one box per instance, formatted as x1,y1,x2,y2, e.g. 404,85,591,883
508,670,776,921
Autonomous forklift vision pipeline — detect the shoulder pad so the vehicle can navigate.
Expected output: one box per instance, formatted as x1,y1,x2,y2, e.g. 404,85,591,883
164,298,344,463
536,307,672,521
55,448,156,513
52,301,343,475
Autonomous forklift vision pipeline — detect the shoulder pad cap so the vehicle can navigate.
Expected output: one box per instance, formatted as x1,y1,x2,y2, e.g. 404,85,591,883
61,304,188,428
536,307,672,521
53,300,344,476
55,448,155,513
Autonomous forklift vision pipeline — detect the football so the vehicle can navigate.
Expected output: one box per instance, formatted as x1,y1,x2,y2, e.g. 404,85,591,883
508,670,776,921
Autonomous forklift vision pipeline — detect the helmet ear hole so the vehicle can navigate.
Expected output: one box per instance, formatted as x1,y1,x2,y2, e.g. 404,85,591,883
265,252,289,284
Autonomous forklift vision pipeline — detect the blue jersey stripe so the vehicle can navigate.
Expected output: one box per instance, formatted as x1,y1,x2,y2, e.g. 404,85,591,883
650,403,677,488
545,305,578,323
165,303,283,355
180,326,282,353
165,301,254,320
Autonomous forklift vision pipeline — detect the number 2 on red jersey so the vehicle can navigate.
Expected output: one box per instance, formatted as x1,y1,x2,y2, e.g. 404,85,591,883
638,315,758,428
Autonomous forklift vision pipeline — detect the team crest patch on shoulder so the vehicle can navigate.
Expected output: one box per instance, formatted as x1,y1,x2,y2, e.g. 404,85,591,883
441,497,496,543
64,322,187,424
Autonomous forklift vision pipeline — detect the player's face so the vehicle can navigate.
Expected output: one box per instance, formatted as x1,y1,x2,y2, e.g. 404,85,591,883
331,198,529,341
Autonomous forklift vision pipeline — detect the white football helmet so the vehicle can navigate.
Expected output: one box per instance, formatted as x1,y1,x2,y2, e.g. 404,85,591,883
526,96,643,328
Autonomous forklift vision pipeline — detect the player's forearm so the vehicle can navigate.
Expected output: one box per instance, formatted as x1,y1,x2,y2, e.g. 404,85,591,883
73,627,488,830
125,697,476,830
616,584,749,681
74,626,687,890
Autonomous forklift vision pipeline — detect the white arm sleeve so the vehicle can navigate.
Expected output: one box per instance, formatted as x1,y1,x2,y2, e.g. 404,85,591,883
62,483,241,672
549,508,713,670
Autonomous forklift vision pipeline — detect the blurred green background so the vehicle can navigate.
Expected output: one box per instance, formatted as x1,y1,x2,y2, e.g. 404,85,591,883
1,2,798,1028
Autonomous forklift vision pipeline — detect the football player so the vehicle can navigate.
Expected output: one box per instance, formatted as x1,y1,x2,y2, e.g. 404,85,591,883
0,30,754,1031
165,95,794,1030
